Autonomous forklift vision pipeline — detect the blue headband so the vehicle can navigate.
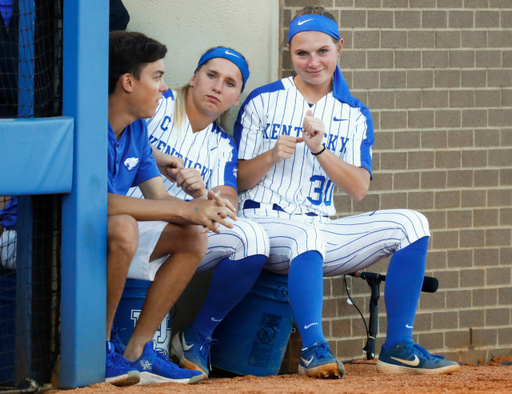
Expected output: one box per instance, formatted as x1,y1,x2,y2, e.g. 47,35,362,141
288,15,352,107
288,14,340,43
196,47,250,92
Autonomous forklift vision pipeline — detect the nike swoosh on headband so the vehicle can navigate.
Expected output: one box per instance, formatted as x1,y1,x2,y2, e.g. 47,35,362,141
225,50,240,58
298,18,313,25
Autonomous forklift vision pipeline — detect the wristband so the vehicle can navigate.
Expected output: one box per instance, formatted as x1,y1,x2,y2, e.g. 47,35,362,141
311,145,326,156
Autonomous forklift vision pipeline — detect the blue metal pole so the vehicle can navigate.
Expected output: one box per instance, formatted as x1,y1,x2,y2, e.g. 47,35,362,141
17,0,35,116
60,0,108,387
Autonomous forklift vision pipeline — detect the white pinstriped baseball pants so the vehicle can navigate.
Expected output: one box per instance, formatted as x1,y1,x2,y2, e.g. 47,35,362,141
239,209,430,277
127,217,270,281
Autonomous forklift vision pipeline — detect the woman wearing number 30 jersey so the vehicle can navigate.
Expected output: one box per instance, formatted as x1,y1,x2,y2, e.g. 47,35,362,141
235,5,459,379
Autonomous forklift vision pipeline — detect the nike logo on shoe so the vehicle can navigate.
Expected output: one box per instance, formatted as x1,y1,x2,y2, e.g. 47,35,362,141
391,355,420,366
211,317,223,322
298,18,313,26
301,356,314,367
181,332,193,351
304,323,318,329
406,324,413,328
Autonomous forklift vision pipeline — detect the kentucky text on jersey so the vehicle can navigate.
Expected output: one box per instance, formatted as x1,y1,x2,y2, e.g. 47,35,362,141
148,135,213,179
263,123,349,153
235,74,374,218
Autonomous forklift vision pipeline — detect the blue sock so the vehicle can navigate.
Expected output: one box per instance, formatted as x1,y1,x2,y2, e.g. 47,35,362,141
191,254,266,336
384,236,429,350
288,251,324,349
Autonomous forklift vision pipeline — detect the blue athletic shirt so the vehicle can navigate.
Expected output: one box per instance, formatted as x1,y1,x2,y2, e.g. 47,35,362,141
108,120,161,195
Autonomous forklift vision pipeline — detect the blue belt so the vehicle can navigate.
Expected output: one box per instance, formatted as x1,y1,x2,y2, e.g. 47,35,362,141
243,200,318,217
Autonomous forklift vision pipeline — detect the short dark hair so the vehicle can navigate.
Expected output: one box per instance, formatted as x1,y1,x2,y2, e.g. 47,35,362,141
108,31,167,95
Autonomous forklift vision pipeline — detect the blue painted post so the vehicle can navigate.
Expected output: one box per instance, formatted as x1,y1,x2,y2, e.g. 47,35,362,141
17,0,35,117
60,0,109,388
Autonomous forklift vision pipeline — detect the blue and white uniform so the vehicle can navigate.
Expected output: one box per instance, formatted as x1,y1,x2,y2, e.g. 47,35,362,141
235,74,429,276
128,90,269,275
229,14,456,375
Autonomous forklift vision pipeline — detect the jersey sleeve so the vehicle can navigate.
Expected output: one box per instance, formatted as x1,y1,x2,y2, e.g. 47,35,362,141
132,123,161,187
207,135,239,192
341,107,374,179
234,95,265,161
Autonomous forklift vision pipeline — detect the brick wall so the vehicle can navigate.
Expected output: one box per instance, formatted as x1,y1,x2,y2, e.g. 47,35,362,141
279,0,512,368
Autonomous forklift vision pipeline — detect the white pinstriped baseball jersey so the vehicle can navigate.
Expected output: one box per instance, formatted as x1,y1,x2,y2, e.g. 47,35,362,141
235,76,430,275
127,90,269,270
234,76,373,218
128,90,238,200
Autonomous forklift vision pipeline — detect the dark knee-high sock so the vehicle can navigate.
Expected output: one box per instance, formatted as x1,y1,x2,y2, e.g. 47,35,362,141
288,251,324,349
384,236,429,349
191,255,266,336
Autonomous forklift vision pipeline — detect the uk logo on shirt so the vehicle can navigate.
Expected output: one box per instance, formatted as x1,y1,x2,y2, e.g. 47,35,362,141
124,157,139,171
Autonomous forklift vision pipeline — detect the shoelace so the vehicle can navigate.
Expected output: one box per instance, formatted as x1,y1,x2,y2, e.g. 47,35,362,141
111,327,127,351
198,336,218,371
154,348,180,370
108,347,130,367
413,344,445,360
314,343,332,359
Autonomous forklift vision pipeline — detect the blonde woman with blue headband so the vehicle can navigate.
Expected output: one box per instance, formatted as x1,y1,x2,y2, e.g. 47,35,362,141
126,47,269,379
235,6,459,378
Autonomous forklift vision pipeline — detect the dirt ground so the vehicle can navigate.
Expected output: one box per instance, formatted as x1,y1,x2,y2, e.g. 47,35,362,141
47,359,512,394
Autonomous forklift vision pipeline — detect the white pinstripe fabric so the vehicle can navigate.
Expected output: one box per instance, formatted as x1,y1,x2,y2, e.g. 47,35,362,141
240,209,430,277
128,90,238,200
236,77,372,218
199,217,270,271
126,217,270,281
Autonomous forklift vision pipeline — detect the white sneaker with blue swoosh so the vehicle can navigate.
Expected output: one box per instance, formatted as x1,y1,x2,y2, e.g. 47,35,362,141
377,343,460,375
298,340,345,379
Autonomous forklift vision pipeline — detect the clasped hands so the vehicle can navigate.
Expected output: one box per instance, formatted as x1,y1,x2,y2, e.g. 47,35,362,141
270,110,326,163
159,155,236,233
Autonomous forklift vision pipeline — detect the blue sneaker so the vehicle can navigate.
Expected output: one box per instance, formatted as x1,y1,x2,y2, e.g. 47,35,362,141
298,341,345,379
171,327,216,379
377,343,460,375
105,341,140,386
130,341,203,385
110,326,126,354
